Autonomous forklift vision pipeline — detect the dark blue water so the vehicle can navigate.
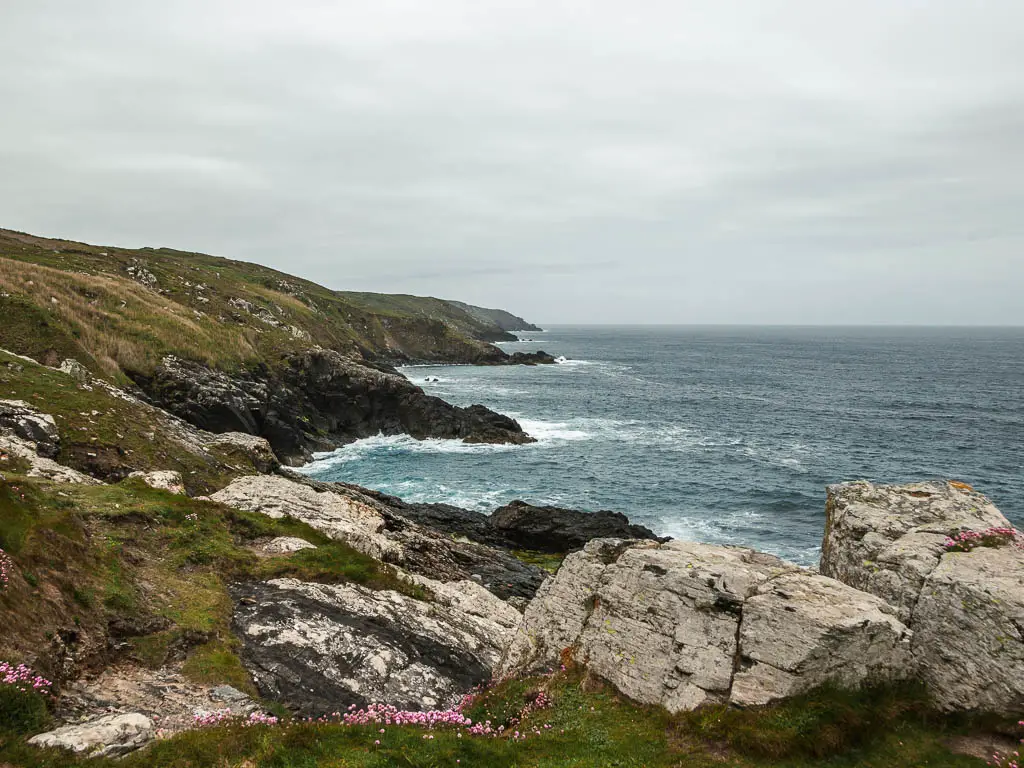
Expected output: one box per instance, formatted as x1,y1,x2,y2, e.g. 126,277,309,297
303,326,1024,565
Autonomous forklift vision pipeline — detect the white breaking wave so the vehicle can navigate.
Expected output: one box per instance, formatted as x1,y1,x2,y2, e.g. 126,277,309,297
517,418,595,443
295,433,523,474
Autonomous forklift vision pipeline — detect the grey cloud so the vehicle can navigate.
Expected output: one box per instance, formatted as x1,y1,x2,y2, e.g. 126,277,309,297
1,0,1023,324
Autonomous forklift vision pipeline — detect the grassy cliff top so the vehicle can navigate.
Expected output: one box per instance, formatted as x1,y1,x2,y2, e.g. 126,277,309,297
0,228,531,379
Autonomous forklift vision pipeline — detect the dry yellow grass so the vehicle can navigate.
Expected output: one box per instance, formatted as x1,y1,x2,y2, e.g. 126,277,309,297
0,257,259,375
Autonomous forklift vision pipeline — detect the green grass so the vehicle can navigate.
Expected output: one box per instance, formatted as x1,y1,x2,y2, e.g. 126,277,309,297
0,472,423,686
0,674,990,767
511,550,566,574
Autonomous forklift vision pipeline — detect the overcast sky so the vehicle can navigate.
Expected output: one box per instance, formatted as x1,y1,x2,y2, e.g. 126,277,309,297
2,1,1023,324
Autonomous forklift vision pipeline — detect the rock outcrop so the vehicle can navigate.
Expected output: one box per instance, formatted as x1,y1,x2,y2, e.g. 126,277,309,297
262,536,317,554
207,432,281,474
231,578,514,714
28,713,154,757
128,470,185,495
212,474,546,600
56,666,258,737
134,351,534,465
0,399,99,485
490,500,667,553
501,539,911,712
821,480,1024,713
0,399,60,458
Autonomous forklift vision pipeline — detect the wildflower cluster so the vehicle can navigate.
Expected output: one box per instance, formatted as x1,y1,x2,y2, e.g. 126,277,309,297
988,720,1023,768
184,513,199,523
192,709,279,728
943,527,1022,553
0,548,12,591
0,662,52,696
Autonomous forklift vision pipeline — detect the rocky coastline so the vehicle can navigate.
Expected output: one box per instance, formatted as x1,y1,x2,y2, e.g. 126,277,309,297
2,380,1024,761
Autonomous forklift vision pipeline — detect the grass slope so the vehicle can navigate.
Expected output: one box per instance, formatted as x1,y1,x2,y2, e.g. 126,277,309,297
0,228,522,380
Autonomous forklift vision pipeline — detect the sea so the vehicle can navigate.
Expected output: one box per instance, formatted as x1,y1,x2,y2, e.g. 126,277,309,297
301,326,1024,566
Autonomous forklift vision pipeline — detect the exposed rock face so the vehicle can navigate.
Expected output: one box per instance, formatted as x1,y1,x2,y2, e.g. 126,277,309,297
0,400,99,485
207,432,280,474
128,470,185,495
0,398,60,458
501,539,911,712
134,350,534,465
262,536,317,554
57,666,258,737
490,500,667,553
821,480,1024,714
231,578,513,714
212,474,546,600
213,474,401,562
28,713,154,757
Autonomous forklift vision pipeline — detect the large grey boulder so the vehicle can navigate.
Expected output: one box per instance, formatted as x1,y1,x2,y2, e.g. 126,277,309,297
28,713,154,757
500,539,911,712
231,578,516,714
821,480,1024,714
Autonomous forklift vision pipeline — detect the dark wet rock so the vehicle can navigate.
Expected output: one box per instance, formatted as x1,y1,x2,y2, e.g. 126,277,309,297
231,579,511,715
506,350,557,365
131,349,534,465
489,500,667,553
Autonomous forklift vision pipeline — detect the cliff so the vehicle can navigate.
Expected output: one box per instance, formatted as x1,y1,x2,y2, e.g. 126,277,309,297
0,228,548,462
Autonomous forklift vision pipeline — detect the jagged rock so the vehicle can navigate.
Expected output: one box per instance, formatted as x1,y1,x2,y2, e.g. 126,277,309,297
128,470,185,495
231,578,513,714
490,500,667,553
28,713,154,757
262,536,317,554
0,434,99,485
134,351,534,465
58,358,91,382
371,491,665,555
0,399,60,458
501,539,911,712
207,432,280,474
821,480,1024,714
212,474,546,600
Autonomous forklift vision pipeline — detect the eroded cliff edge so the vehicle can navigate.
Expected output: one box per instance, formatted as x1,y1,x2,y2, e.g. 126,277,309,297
0,227,549,464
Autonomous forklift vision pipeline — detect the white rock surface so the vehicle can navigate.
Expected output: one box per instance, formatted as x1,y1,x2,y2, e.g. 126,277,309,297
0,434,99,485
262,536,318,554
28,713,154,757
128,469,185,495
212,475,401,561
822,480,1024,713
501,538,911,712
